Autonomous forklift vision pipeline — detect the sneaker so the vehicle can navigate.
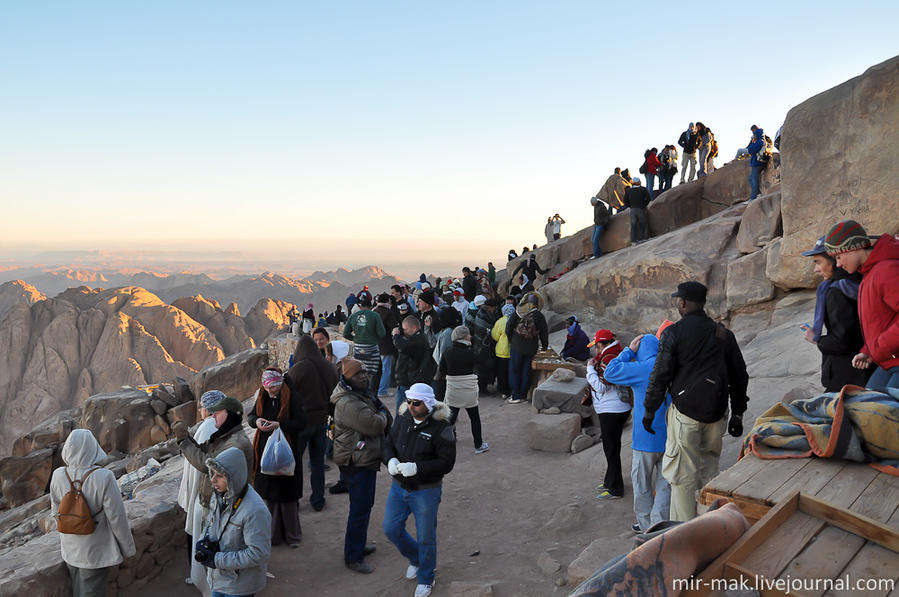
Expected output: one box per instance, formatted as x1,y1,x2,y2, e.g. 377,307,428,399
184,577,193,585
405,564,419,580
594,484,607,492
506,398,523,404
346,560,374,574
631,523,643,533
595,490,623,500
414,584,433,597
474,442,490,454
501,394,509,399
363,543,377,556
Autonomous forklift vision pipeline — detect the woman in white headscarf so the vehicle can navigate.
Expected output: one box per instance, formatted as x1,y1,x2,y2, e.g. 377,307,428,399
49,429,136,597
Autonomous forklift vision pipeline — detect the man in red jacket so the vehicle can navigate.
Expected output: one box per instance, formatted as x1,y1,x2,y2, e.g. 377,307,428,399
825,220,899,391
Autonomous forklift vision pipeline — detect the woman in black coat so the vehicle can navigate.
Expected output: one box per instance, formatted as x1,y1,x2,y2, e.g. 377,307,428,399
248,367,307,547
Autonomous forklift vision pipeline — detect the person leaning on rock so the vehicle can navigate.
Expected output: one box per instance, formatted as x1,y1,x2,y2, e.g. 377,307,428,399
50,429,136,597
643,281,749,521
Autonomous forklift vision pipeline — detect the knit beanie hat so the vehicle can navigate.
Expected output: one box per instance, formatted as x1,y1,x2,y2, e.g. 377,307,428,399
419,290,436,306
201,390,226,410
825,220,872,255
207,395,244,415
451,325,470,342
340,358,364,380
501,303,515,318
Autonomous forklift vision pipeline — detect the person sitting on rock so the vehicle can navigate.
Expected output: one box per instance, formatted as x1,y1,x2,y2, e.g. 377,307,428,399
824,220,899,391
560,315,591,362
800,236,872,391
50,429,136,597
586,329,629,500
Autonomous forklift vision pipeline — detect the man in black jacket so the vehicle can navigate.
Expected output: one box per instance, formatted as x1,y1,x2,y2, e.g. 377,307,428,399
461,267,479,302
504,292,549,404
643,281,749,521
678,122,698,184
511,253,546,293
623,178,652,245
382,383,456,597
392,316,432,416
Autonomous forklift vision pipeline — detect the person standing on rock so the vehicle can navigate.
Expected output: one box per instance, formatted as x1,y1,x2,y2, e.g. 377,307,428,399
595,167,629,214
504,292,549,404
746,125,766,201
660,145,678,191
301,303,315,335
824,220,899,391
393,316,433,415
678,123,699,184
644,149,661,200
198,446,272,597
342,291,386,395
696,122,711,178
586,329,629,500
544,217,554,245
491,303,515,399
50,429,136,597
511,253,547,294
643,281,749,521
604,333,671,532
800,236,872,391
382,383,456,597
440,326,489,454
551,213,566,240
623,177,652,245
330,358,392,574
590,194,611,260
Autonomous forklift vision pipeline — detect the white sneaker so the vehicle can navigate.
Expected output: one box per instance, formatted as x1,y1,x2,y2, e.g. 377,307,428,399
405,564,418,580
506,397,523,404
414,584,433,597
474,442,490,454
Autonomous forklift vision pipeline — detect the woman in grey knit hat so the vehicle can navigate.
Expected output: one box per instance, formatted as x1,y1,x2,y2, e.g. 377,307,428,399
439,326,489,454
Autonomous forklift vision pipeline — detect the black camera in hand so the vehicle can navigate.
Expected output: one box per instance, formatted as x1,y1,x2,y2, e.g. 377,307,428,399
194,536,220,568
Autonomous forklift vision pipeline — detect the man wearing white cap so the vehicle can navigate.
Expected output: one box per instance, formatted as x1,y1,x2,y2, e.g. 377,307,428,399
382,383,456,597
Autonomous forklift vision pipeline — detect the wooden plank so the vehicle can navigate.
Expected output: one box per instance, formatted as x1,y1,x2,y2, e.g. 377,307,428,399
812,462,878,508
846,473,899,524
735,457,810,505
768,458,845,505
777,525,865,597
740,510,826,579
799,494,899,552
702,454,769,498
824,541,899,597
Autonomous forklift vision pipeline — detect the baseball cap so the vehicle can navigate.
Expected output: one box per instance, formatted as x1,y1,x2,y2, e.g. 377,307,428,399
671,281,707,303
587,329,615,347
801,236,828,257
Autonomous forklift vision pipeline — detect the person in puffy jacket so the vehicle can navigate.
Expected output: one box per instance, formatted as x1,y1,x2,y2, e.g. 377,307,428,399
50,429,136,597
491,303,515,398
604,334,671,533
746,125,766,201
382,383,456,597
560,315,590,361
198,447,272,597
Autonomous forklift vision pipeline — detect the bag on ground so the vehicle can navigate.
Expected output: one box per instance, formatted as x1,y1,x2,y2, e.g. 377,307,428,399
260,428,296,476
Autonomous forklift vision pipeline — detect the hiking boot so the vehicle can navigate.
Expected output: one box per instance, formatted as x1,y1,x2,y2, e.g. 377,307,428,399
595,490,623,500
329,481,348,494
405,564,419,580
346,560,374,574
415,584,433,597
474,442,490,454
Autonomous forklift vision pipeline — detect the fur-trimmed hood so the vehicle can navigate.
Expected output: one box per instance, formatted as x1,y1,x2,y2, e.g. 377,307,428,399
205,446,248,503
397,399,452,422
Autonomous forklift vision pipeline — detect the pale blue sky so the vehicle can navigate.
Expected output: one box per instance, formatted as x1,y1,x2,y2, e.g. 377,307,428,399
2,1,896,267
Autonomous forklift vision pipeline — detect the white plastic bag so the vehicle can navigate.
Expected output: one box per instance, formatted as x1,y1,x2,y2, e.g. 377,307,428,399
260,428,295,476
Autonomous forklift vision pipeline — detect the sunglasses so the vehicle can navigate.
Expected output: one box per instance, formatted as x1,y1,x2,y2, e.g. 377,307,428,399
405,399,424,407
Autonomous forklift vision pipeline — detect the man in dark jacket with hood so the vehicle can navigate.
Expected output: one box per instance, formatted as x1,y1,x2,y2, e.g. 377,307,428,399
560,315,591,361
678,123,698,184
746,125,767,201
383,383,456,597
643,281,748,521
511,253,547,293
623,178,652,244
284,335,339,512
504,292,549,404
393,316,433,415
461,267,479,302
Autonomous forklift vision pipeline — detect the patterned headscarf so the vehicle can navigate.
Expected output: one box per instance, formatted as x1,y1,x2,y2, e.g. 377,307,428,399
201,390,226,410
261,369,283,390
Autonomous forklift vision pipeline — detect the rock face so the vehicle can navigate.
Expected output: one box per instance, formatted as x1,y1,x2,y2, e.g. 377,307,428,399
0,448,53,508
567,538,607,587
0,280,45,321
736,191,782,254
191,347,270,402
726,249,776,312
768,55,899,289
244,297,296,344
80,389,159,455
171,295,255,355
526,413,582,453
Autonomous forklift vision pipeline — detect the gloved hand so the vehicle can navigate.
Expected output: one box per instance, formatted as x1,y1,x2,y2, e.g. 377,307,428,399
728,414,744,438
172,421,190,442
642,415,656,435
396,462,418,477
387,458,400,476
195,544,217,569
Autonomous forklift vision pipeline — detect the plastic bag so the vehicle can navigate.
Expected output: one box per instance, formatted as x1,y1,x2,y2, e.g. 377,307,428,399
260,428,295,476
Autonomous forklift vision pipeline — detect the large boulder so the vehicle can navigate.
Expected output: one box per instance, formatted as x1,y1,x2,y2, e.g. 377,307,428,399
11,408,79,457
526,413,581,453
736,190,783,254
80,389,158,454
190,347,269,402
532,377,589,414
726,249,776,312
767,55,899,289
0,448,53,508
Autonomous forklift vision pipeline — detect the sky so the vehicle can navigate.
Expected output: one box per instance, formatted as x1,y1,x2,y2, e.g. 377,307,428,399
1,1,897,273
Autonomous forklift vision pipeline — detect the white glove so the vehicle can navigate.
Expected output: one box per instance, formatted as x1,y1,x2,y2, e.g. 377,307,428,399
397,462,418,477
387,458,400,475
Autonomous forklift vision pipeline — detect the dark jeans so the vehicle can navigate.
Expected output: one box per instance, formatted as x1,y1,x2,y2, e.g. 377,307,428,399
591,224,605,258
449,406,483,448
598,411,630,496
509,350,534,402
630,207,648,243
342,467,377,564
301,426,327,509
478,353,495,392
553,233,561,240
495,357,510,395
867,366,899,391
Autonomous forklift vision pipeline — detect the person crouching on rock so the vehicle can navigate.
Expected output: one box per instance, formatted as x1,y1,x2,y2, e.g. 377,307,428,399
247,367,307,547
198,447,272,597
330,358,392,574
383,384,456,597
50,429,136,597
440,326,489,454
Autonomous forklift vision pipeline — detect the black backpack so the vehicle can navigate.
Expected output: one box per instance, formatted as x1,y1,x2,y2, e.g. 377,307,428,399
638,160,647,175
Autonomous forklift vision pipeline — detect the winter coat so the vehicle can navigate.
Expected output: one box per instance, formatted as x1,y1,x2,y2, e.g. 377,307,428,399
678,129,698,153
560,323,590,361
512,258,547,285
644,310,749,424
747,128,766,167
491,315,511,359
858,234,899,370
646,152,661,175
330,381,390,470
623,186,652,210
440,341,479,377
505,308,549,357
343,307,386,346
202,447,272,596
383,402,456,490
604,335,668,452
179,411,254,509
49,430,136,569
285,334,339,430
394,330,432,387
468,307,497,357
814,270,869,391
247,385,306,502
595,174,629,210
462,274,479,302
374,305,399,357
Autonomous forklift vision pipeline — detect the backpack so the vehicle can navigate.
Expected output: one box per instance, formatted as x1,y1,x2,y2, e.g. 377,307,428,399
757,135,773,164
515,311,539,340
594,198,611,226
638,160,647,175
57,467,101,535
710,137,719,158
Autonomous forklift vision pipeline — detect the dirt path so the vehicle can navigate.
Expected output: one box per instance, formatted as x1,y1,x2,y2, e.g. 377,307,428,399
139,384,757,597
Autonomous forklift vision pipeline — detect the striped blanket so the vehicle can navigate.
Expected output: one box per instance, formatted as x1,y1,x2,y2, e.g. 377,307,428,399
353,343,381,375
741,386,899,476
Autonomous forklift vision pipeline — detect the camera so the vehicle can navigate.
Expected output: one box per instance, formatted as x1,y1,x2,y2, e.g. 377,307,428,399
194,536,220,562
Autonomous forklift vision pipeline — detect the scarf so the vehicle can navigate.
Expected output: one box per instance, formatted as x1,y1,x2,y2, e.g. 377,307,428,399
812,277,860,342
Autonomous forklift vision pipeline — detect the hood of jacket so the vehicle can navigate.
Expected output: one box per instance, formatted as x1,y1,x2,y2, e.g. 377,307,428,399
397,400,451,422
860,234,899,275
635,334,660,361
205,446,248,503
61,429,107,472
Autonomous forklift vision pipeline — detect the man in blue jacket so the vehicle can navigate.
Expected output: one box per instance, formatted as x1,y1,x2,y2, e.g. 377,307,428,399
560,315,591,361
746,125,767,201
604,333,670,533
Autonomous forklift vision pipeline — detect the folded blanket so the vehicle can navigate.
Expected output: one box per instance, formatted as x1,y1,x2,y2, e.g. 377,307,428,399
741,386,899,476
